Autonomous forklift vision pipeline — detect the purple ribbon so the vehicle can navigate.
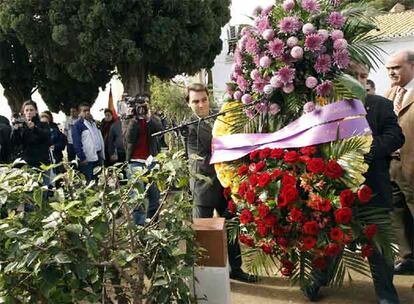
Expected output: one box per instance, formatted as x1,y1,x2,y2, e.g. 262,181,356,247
210,99,372,164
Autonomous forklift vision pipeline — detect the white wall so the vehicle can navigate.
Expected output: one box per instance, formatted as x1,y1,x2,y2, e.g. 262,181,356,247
368,37,414,96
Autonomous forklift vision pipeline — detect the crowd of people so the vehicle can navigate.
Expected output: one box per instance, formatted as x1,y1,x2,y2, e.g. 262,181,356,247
0,50,413,301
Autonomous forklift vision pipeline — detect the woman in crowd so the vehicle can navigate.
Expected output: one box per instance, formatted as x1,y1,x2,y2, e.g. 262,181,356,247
11,100,50,168
100,108,115,166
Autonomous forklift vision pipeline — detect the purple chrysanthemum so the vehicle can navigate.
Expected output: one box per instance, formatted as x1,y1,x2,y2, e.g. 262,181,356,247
279,16,302,33
327,12,346,28
237,76,249,92
245,36,260,55
315,80,333,97
253,76,269,93
282,0,295,11
256,17,271,34
255,102,268,113
242,94,253,104
333,49,350,69
234,48,243,65
234,91,243,100
333,38,348,50
267,38,285,58
304,34,324,52
277,66,296,85
262,5,274,16
250,69,261,80
314,54,332,74
269,103,281,115
301,0,320,13
303,101,316,113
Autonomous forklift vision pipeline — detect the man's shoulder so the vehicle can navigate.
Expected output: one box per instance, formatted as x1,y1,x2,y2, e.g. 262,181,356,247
366,94,393,109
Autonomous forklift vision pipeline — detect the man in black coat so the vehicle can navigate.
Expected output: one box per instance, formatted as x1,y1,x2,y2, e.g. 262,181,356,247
184,83,257,283
303,63,404,303
0,115,11,163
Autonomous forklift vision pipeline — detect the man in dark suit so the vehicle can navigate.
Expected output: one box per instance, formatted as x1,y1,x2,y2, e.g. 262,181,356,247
303,62,404,303
0,115,11,163
184,83,257,283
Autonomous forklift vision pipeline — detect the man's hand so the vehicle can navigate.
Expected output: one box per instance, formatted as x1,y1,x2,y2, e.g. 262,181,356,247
110,154,118,162
26,121,35,129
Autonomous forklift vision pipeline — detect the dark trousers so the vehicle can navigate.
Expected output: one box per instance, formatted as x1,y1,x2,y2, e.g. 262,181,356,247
193,205,242,271
67,144,76,161
310,249,399,303
79,160,101,182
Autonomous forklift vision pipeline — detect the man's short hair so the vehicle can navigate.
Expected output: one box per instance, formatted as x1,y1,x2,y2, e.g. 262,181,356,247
78,103,90,110
185,83,209,103
21,100,38,114
104,108,112,115
405,50,414,63
367,79,375,89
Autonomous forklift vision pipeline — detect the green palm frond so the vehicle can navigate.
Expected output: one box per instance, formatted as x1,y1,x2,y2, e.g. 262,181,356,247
328,249,372,288
321,136,372,190
291,252,313,287
243,248,279,276
333,73,367,101
226,218,240,244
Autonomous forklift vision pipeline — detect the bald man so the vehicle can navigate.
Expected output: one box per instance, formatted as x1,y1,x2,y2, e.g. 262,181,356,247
384,50,414,275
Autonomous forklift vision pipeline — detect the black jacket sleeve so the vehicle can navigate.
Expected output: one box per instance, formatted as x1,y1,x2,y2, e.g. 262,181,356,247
365,96,405,163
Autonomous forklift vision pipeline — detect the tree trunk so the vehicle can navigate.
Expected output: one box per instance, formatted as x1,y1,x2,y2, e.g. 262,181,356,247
117,63,149,97
3,86,30,114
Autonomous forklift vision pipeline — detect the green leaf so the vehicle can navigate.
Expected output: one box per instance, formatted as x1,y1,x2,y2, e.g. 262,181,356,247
65,224,83,235
54,252,72,264
49,202,65,212
4,261,19,273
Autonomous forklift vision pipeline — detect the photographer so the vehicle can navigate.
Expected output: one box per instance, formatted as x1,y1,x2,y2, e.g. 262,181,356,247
10,100,50,168
125,94,163,224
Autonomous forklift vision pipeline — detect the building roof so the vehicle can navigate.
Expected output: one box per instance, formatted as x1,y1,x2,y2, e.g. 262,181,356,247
372,10,414,39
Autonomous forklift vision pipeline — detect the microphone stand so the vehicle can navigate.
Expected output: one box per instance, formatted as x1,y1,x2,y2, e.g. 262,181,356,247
151,101,257,137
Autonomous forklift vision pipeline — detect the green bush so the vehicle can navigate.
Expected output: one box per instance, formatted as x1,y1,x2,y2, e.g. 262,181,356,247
0,151,198,304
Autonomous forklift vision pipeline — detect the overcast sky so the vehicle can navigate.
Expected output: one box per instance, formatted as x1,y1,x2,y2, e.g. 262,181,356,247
0,0,273,123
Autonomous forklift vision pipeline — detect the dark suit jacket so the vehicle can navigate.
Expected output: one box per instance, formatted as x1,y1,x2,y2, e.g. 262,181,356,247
364,94,405,209
186,113,226,208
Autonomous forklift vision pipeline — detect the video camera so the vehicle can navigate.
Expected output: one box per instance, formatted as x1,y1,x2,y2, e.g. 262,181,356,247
11,114,26,126
125,95,150,118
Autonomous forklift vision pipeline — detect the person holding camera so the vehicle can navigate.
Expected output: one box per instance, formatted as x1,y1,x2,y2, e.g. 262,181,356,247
72,103,105,181
10,100,50,168
125,94,163,224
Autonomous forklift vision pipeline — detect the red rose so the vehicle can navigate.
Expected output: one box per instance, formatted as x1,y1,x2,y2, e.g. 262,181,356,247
361,244,374,258
276,236,289,247
246,190,256,204
324,243,342,256
264,213,278,227
270,148,284,159
303,221,320,235
282,174,297,186
329,227,344,241
238,164,249,176
324,160,343,179
257,204,270,218
334,208,353,224
340,189,355,208
259,148,271,159
289,208,303,222
255,161,266,172
223,187,231,199
284,151,299,163
358,185,372,204
302,236,317,251
239,209,254,224
238,181,248,196
227,200,237,214
249,174,258,186
319,198,332,212
300,146,317,156
271,169,283,180
256,222,269,237
280,186,299,204
239,234,254,247
257,172,271,187
277,196,288,208
249,150,259,160
281,268,293,276
364,224,377,240
312,257,327,270
261,243,273,254
307,158,325,174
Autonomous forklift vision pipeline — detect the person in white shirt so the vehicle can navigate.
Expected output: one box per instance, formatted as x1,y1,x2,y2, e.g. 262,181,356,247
72,104,105,181
384,50,414,275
